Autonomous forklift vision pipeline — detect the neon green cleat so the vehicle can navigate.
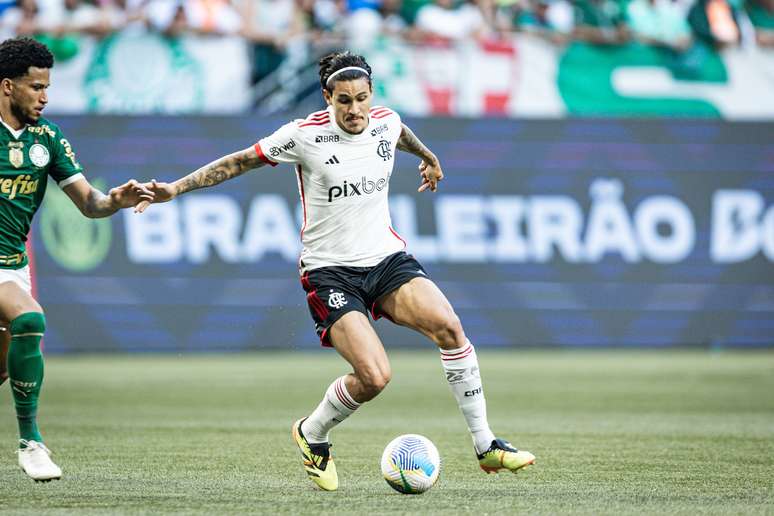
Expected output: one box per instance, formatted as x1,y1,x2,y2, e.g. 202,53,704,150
477,438,535,474
292,418,338,491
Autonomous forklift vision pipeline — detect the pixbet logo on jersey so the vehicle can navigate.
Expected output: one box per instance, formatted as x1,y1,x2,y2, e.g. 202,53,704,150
328,176,387,203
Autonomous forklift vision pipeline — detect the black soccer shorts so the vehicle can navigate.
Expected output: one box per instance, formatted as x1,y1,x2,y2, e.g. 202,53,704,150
300,252,429,346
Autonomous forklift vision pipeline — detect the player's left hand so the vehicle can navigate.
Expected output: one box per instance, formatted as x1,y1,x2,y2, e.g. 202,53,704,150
109,180,155,209
418,158,443,193
134,180,177,213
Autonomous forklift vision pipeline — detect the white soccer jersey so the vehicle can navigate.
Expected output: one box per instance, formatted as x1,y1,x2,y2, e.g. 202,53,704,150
255,105,406,272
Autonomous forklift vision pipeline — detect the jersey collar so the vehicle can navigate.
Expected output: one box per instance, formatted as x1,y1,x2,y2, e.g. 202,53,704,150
0,115,27,140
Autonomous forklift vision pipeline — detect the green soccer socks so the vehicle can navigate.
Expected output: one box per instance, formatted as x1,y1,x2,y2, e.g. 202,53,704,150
7,312,46,445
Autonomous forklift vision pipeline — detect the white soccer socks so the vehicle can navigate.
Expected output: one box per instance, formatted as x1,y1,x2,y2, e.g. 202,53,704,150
440,341,496,454
302,344,496,453
301,376,361,444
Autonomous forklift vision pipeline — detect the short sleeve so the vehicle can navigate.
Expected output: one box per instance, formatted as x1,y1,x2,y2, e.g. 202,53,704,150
255,121,303,166
391,110,402,132
371,105,402,143
48,125,85,188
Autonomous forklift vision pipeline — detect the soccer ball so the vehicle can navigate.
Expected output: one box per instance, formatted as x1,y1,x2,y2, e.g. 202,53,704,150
380,434,441,494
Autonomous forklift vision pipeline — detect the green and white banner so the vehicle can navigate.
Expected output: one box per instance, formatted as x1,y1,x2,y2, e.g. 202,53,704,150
47,30,251,114
42,31,774,118
363,35,774,119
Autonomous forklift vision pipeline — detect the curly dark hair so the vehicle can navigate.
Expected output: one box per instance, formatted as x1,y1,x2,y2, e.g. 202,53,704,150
0,37,54,81
318,51,372,93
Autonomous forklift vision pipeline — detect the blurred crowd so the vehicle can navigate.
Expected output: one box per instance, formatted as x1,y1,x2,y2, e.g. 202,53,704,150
1,0,773,83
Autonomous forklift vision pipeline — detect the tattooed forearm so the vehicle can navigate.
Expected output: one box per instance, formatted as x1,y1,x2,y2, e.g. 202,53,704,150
174,149,265,196
83,188,119,218
396,124,437,165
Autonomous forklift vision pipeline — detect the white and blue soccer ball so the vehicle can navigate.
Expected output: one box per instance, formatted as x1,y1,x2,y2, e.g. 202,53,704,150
380,434,441,494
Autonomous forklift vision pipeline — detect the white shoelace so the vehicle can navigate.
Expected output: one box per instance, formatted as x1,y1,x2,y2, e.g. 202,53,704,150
17,440,53,462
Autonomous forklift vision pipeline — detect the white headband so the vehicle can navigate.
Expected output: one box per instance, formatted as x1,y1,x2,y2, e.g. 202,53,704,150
326,66,370,86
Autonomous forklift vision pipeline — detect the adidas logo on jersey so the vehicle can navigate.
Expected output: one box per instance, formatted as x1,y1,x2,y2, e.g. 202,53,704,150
325,155,340,165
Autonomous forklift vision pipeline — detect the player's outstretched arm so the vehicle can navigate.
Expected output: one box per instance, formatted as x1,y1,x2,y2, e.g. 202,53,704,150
134,146,267,213
397,123,443,193
62,177,155,218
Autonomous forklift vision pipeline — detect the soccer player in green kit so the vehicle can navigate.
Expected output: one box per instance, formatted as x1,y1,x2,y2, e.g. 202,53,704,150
0,37,153,481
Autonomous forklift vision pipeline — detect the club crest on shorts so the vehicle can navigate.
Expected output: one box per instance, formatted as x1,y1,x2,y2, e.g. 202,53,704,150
29,144,50,167
328,290,348,309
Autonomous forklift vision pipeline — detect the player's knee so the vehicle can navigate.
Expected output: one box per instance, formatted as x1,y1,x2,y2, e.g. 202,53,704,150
10,312,46,338
431,312,465,348
357,367,391,400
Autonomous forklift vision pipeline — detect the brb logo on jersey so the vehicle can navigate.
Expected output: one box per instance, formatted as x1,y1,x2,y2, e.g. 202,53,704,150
370,124,388,137
377,140,392,162
328,176,387,203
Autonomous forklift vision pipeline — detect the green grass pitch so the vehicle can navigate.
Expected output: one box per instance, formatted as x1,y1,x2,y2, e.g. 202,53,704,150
1,350,773,514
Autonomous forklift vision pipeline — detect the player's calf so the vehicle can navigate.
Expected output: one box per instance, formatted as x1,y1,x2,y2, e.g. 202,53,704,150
8,312,47,445
0,323,9,386
439,340,497,452
6,312,59,481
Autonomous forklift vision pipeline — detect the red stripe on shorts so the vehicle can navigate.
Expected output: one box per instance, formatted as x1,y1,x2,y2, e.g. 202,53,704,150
307,291,329,321
301,272,312,291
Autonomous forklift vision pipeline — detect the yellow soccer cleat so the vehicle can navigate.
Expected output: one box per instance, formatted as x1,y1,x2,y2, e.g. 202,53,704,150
477,438,535,474
292,418,338,491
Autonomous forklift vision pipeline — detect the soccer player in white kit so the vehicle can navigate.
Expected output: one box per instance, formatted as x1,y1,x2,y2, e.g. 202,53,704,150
135,51,535,491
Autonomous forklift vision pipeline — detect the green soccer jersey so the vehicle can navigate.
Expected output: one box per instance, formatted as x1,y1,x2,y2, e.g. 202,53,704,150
0,116,83,269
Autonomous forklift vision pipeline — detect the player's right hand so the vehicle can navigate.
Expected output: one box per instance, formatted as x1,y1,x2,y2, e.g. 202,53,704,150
418,158,443,193
134,179,176,213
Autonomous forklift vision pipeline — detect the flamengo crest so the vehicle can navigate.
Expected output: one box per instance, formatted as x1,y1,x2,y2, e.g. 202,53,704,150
377,140,392,161
328,291,348,309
